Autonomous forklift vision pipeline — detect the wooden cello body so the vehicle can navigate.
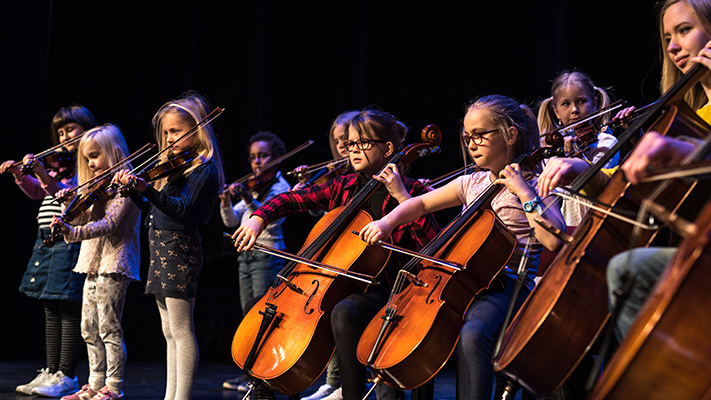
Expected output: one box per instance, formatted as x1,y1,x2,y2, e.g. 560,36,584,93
231,207,390,394
356,149,559,390
588,196,711,400
231,127,441,395
493,65,711,397
356,209,515,390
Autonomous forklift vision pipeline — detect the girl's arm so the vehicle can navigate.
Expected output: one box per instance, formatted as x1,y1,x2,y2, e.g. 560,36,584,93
52,197,139,243
360,180,462,245
496,164,566,251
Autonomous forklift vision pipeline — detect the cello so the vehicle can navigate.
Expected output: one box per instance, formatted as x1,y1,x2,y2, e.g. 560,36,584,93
230,126,442,395
493,63,711,397
587,196,711,400
355,148,554,391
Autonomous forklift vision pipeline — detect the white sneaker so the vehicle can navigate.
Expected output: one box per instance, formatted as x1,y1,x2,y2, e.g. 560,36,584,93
16,368,53,395
321,387,343,400
32,371,79,397
223,376,250,392
301,384,338,400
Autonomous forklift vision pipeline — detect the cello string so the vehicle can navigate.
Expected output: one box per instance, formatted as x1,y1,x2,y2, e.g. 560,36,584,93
545,191,658,230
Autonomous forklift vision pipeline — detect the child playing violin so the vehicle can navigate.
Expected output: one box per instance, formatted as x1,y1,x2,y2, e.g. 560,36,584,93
1,105,97,398
112,92,224,400
50,124,140,400
358,95,565,400
537,70,620,226
219,131,291,393
292,111,356,192
232,109,440,400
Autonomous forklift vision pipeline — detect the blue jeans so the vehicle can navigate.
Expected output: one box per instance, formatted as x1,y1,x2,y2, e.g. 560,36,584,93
457,278,530,400
237,249,285,315
606,247,676,341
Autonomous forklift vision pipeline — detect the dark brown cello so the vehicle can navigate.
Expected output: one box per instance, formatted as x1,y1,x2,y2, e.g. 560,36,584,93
493,63,711,397
356,148,556,391
586,196,711,400
230,126,442,395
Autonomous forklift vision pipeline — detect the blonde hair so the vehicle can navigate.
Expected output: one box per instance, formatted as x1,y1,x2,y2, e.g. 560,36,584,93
151,92,225,189
658,0,711,109
329,111,359,158
76,123,130,186
537,70,612,135
464,95,540,171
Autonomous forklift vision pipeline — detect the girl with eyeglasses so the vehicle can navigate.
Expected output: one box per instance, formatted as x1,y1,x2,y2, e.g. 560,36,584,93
231,109,439,400
358,95,565,400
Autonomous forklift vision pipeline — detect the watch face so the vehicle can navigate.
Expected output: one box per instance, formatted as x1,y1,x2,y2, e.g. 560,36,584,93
523,202,533,212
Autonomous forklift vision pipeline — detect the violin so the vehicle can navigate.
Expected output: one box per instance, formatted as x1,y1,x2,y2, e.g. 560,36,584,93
44,178,113,247
287,157,351,188
115,107,223,195
493,63,711,397
541,99,625,158
230,126,442,395
355,147,558,392
222,140,314,195
119,147,201,197
3,132,87,177
45,143,155,247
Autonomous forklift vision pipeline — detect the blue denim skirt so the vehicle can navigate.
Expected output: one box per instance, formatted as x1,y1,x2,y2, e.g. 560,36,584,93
19,227,84,302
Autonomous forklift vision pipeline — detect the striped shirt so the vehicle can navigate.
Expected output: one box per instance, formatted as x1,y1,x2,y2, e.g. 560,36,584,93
37,195,62,228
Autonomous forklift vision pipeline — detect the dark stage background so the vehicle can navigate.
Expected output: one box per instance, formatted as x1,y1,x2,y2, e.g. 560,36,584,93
1,1,661,365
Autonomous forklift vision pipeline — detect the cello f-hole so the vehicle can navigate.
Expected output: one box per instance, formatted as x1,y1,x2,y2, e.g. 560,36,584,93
425,275,442,305
304,280,319,315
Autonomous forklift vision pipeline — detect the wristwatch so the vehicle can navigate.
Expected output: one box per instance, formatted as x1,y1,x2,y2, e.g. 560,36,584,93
522,196,543,213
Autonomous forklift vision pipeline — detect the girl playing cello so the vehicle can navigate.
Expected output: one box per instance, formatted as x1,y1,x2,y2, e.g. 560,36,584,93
358,95,565,400
290,111,358,400
232,109,439,400
538,0,711,344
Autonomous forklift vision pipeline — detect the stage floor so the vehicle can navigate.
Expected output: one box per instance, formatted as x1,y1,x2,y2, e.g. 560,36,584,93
0,361,461,400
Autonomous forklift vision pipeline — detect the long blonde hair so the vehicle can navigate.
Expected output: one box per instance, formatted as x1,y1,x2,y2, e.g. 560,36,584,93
76,123,130,186
329,111,359,158
151,92,225,189
537,70,612,135
658,0,711,109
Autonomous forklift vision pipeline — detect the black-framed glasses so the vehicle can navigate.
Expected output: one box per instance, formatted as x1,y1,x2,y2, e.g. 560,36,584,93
461,129,498,146
343,139,388,151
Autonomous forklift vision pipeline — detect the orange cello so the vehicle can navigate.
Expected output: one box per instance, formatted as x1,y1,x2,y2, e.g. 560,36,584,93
493,63,711,397
355,148,556,391
230,126,442,395
587,196,711,400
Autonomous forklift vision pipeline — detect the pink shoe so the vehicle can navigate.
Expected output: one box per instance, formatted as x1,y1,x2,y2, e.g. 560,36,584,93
91,386,124,400
61,384,97,400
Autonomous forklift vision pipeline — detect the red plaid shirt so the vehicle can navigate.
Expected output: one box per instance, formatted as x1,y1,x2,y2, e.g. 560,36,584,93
252,173,440,286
